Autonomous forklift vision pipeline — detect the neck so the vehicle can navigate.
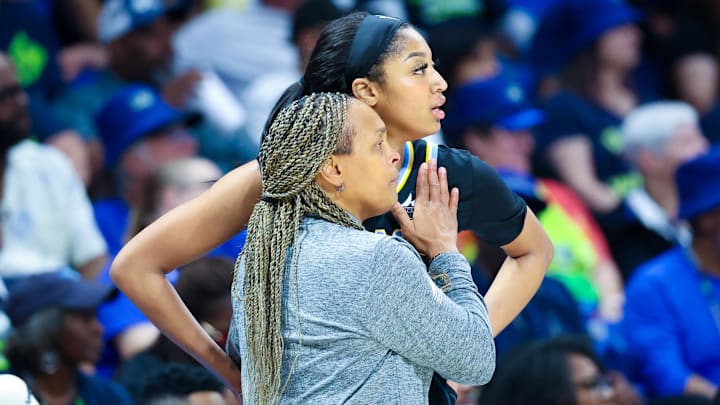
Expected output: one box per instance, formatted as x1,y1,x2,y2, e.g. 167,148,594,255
33,364,77,405
643,174,678,219
692,238,720,277
597,65,626,91
596,65,634,114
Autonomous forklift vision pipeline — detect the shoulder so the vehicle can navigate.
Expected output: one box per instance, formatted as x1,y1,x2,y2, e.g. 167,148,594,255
543,90,586,110
626,247,688,293
9,140,73,172
302,218,421,263
77,371,133,403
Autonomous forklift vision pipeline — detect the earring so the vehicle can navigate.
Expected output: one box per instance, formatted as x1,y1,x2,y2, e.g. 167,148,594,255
39,351,59,375
336,182,345,193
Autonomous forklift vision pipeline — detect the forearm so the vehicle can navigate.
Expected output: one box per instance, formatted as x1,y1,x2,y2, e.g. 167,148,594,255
570,180,621,214
368,244,494,385
593,259,625,321
484,252,546,336
685,374,718,399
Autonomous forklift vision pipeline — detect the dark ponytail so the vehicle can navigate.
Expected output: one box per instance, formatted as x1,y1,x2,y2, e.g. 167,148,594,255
260,12,408,142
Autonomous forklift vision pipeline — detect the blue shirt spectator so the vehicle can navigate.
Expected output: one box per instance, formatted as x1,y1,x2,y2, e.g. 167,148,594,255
622,146,720,400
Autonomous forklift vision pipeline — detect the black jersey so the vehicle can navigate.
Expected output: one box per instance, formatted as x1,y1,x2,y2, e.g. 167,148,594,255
363,139,527,246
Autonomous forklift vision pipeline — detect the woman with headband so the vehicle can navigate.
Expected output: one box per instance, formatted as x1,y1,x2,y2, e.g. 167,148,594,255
111,12,553,401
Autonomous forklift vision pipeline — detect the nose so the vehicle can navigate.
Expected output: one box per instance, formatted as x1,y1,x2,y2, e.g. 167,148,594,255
432,66,448,94
388,145,401,166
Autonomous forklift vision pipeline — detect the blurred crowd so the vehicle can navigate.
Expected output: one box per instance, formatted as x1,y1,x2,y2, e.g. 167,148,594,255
1,0,720,404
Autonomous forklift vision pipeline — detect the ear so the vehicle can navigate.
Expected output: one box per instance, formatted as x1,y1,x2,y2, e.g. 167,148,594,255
316,155,344,191
351,77,380,107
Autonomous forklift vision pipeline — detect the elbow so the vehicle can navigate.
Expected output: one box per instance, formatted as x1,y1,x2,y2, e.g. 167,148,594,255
458,343,496,386
540,231,554,272
451,325,497,385
109,251,130,287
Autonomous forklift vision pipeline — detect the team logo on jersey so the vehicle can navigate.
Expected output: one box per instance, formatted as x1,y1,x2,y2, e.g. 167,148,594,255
401,193,415,217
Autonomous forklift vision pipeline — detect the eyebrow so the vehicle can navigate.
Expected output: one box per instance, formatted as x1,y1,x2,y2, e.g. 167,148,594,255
403,51,427,62
376,127,387,136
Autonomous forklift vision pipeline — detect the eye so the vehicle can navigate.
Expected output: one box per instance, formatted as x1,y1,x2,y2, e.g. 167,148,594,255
413,63,428,74
376,139,384,149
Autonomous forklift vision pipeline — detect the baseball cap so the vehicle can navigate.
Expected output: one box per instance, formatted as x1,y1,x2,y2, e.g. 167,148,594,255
98,0,167,44
95,84,199,167
6,272,116,327
533,0,641,75
676,146,720,220
444,74,544,138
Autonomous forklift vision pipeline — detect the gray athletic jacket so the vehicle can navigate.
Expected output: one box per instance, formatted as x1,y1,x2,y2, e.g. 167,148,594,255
228,217,495,404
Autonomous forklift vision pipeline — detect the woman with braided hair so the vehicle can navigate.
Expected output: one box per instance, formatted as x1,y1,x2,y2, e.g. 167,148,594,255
230,92,493,403
111,12,553,403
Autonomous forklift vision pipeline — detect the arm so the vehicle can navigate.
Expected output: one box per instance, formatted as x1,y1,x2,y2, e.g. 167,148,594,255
384,162,493,384
547,136,620,213
484,208,554,336
363,242,495,385
593,259,625,322
110,160,262,394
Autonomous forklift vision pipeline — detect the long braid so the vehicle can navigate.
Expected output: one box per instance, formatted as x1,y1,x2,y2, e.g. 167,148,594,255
236,93,363,404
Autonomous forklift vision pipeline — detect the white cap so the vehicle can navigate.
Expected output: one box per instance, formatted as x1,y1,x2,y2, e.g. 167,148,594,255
621,101,698,159
97,0,166,44
0,375,40,405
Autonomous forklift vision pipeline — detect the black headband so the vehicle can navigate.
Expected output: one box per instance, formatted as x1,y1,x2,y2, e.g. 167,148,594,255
345,15,404,91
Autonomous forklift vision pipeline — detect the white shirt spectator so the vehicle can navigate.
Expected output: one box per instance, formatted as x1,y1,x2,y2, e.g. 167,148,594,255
0,140,107,278
173,2,298,98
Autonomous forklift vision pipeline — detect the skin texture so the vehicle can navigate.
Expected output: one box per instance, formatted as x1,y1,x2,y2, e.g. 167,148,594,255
111,22,553,395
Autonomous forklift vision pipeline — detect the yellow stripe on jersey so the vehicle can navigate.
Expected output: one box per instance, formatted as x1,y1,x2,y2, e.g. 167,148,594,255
396,141,414,193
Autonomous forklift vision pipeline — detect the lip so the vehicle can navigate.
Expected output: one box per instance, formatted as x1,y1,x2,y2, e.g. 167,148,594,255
431,95,446,110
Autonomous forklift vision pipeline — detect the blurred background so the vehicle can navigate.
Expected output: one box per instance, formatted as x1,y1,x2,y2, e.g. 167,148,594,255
1,0,720,404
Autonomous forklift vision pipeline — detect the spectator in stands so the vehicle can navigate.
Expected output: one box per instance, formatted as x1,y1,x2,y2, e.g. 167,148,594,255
428,19,501,102
620,101,708,249
92,84,199,255
445,74,625,323
129,157,246,259
138,362,232,405
89,87,202,376
622,146,720,400
0,1,95,186
0,52,107,281
53,0,255,172
532,0,658,276
3,272,132,405
480,334,641,405
670,53,720,145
